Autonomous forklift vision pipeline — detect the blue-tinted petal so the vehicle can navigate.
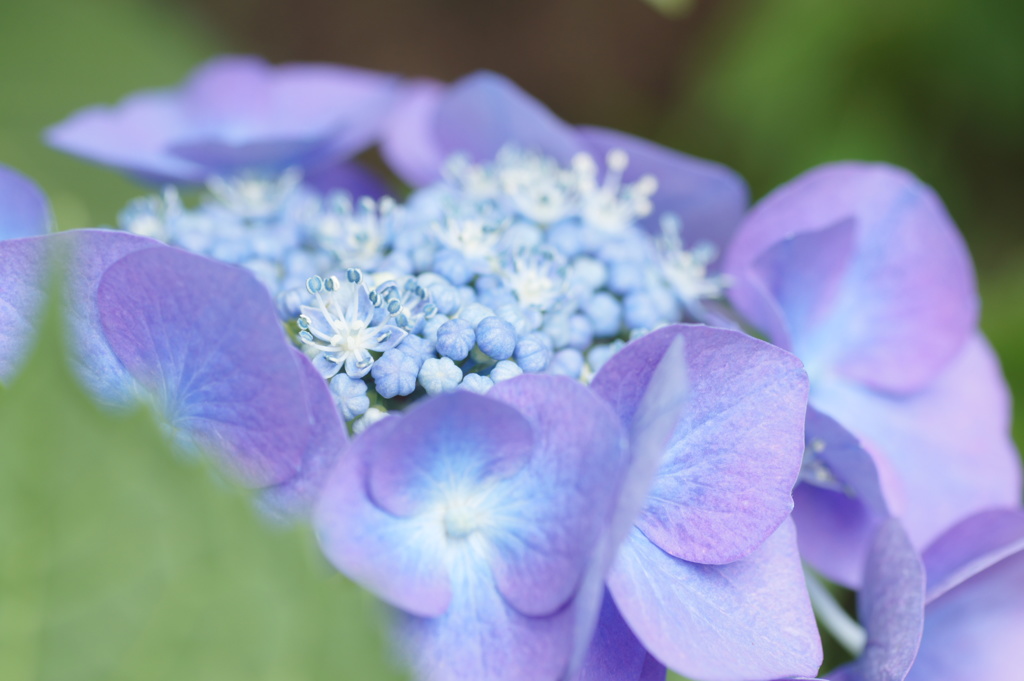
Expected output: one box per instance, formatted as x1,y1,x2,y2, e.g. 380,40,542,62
96,244,307,486
380,79,449,186
0,235,52,383
608,519,821,681
0,164,52,240
593,325,808,564
314,413,454,618
575,592,666,681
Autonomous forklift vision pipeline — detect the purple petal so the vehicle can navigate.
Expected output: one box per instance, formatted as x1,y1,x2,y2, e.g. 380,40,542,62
793,408,890,588
725,162,977,394
0,235,52,383
812,334,1021,551
485,375,628,617
302,161,390,199
608,519,821,681
0,164,52,240
594,324,808,564
846,519,926,681
380,79,449,186
921,509,1024,603
364,390,534,517
433,71,583,167
258,349,348,522
314,413,454,618
393,555,576,681
574,592,666,681
96,244,307,486
907,512,1024,681
579,126,748,250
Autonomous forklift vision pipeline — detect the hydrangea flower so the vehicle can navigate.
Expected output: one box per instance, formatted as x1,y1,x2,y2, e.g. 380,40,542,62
828,509,1024,681
47,55,399,186
380,70,748,253
724,162,1022,585
315,339,688,681
577,324,822,681
0,226,343,519
0,163,51,241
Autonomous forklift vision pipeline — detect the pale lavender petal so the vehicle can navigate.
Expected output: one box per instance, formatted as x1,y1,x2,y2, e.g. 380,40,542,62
0,235,51,383
46,90,200,183
793,408,890,588
393,554,576,681
725,162,977,394
812,334,1021,551
922,509,1024,603
575,592,666,681
907,517,1024,681
364,390,534,517
96,244,307,486
595,324,808,565
258,349,348,521
608,519,821,681
314,413,454,619
434,71,583,167
380,79,449,186
579,126,748,249
485,375,628,617
0,164,52,240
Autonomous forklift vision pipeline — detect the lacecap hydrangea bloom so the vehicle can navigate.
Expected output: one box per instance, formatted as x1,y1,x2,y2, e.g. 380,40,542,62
13,54,1020,681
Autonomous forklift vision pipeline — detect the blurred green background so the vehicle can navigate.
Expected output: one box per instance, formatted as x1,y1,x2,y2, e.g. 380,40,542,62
0,0,1021,678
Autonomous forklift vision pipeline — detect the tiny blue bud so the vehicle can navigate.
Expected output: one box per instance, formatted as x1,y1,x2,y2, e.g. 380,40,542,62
399,334,435,362
421,314,449,343
475,316,517,361
434,249,473,286
585,292,622,338
328,374,370,421
459,373,494,394
371,349,420,398
489,360,523,383
547,348,584,379
418,357,463,395
436,318,476,361
567,314,594,351
515,333,553,373
459,302,495,328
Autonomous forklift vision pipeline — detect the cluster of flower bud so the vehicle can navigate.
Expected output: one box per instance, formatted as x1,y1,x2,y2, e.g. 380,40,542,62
118,145,731,428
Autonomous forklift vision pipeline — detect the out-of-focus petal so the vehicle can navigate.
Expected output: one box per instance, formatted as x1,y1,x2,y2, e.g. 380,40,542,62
608,519,821,681
96,244,307,486
726,162,977,395
303,161,390,199
812,334,1021,551
595,325,808,565
433,71,583,168
0,164,52,240
0,236,52,383
579,126,748,250
380,78,449,186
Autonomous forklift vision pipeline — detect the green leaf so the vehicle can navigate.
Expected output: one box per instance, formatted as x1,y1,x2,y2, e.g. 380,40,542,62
0,300,408,681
